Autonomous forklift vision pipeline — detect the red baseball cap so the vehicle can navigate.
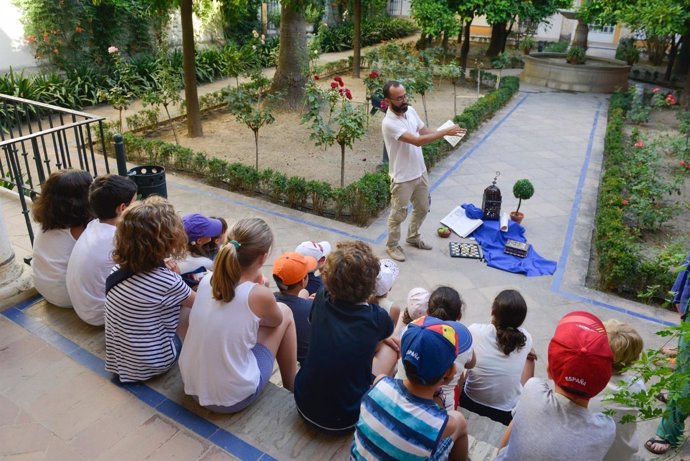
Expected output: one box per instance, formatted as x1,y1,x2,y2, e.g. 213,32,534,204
548,311,613,398
272,252,317,286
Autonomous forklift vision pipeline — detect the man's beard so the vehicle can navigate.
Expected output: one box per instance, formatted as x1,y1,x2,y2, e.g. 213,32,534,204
391,102,408,114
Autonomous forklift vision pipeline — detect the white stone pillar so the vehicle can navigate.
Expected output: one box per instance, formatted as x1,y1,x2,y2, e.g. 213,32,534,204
0,207,32,300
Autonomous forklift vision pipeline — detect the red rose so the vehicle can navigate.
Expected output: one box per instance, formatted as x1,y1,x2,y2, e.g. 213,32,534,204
339,80,344,87
652,87,662,94
680,160,686,166
314,75,320,80
634,140,644,148
621,199,628,206
330,82,338,89
380,100,389,110
369,70,379,79
345,90,352,100
334,75,343,83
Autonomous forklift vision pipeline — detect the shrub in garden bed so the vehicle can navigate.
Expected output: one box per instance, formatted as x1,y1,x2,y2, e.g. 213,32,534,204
318,18,417,52
114,75,519,226
593,91,686,303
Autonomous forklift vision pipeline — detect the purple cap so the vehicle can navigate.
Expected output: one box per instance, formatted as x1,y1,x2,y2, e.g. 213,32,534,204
182,213,223,243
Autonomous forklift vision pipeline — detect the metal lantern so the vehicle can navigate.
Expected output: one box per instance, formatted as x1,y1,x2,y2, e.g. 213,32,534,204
482,171,502,220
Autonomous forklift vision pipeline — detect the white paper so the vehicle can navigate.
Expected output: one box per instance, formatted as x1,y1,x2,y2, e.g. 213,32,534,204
440,206,483,238
500,211,509,232
437,120,466,147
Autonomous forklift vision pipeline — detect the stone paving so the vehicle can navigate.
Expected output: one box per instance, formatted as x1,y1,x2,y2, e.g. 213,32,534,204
1,64,687,458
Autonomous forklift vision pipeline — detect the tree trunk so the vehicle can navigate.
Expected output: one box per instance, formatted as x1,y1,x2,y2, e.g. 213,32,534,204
673,33,690,79
340,143,345,188
665,36,679,82
486,22,507,58
164,105,179,145
442,31,449,50
270,3,308,108
460,18,472,69
353,0,361,78
254,130,259,170
181,0,202,137
457,22,463,51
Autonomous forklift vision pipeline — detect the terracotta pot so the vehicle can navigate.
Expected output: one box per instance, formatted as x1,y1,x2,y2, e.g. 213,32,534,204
510,211,524,224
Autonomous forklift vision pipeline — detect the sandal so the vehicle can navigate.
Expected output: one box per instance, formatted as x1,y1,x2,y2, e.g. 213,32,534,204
655,392,669,404
645,437,672,455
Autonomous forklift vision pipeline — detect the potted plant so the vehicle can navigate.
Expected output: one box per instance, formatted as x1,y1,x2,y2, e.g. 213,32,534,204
566,46,586,65
522,36,536,55
510,179,534,224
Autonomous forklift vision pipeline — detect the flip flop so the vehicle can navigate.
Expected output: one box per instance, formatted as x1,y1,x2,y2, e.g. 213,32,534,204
645,437,672,455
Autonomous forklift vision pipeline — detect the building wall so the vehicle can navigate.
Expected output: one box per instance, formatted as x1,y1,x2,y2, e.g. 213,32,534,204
0,0,40,73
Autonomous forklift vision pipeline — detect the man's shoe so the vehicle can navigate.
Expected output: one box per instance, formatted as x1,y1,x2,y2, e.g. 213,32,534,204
407,238,432,250
386,246,406,262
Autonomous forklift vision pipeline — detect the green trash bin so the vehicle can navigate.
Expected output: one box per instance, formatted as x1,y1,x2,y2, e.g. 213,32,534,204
127,165,167,199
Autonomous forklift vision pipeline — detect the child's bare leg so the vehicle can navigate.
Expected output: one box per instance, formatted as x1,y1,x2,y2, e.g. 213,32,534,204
256,302,297,391
448,410,469,461
372,341,399,376
176,307,192,341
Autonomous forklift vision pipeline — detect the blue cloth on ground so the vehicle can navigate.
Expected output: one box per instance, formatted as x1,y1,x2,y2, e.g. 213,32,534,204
461,204,557,277
462,203,484,219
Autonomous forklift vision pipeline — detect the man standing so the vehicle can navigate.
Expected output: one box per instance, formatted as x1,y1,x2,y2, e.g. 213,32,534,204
382,80,466,262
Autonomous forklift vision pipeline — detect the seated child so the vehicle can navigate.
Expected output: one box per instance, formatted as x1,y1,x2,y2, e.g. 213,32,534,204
294,241,397,434
272,251,317,366
295,240,331,295
589,319,645,461
461,289,535,425
31,169,94,307
179,218,297,413
104,197,195,382
66,174,137,326
351,316,471,461
202,216,228,260
394,287,430,379
368,258,401,326
179,213,224,288
426,286,476,411
495,311,616,461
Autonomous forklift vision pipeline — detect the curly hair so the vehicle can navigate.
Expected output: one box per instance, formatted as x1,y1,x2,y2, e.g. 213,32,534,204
321,240,379,304
32,169,94,231
492,289,528,356
112,196,187,274
211,218,273,303
428,286,464,321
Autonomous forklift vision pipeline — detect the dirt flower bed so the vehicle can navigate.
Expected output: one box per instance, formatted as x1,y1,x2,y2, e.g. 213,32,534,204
157,75,485,187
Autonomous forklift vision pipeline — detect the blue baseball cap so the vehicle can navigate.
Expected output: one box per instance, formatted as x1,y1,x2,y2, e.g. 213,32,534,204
401,316,472,384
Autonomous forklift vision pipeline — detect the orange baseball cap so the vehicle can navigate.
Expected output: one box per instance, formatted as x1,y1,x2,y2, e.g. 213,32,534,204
272,252,318,285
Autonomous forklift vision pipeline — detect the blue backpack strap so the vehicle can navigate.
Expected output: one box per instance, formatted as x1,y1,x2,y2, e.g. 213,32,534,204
105,267,135,294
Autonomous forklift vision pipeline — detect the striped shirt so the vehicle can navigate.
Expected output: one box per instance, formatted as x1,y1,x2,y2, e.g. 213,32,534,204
351,377,449,460
104,266,191,382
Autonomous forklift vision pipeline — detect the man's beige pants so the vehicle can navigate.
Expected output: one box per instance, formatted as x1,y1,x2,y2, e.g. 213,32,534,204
386,173,429,249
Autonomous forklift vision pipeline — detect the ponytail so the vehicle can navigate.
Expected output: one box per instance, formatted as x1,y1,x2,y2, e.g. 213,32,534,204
210,218,273,303
211,244,242,302
492,289,528,355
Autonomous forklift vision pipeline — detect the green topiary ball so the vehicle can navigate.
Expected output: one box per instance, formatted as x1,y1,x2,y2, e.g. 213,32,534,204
513,179,534,200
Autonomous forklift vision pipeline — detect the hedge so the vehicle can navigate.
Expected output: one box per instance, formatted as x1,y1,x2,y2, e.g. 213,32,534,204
593,91,683,301
114,76,520,226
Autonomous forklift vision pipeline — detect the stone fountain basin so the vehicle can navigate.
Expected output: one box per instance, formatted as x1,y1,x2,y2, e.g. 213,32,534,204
521,53,630,93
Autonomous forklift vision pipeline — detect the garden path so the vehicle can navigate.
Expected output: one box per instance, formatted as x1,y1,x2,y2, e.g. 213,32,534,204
2,74,688,458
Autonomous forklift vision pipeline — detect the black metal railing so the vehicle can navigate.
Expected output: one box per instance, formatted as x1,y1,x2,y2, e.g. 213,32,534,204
0,94,113,245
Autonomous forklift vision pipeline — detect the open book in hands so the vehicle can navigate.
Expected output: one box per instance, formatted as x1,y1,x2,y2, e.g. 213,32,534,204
437,120,466,147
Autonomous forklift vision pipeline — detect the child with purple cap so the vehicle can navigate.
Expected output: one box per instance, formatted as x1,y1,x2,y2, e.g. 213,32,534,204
495,311,616,460
351,316,471,461
179,213,224,288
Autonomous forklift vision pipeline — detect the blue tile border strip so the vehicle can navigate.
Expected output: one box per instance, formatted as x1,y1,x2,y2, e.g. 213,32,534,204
1,300,271,461
548,100,676,327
